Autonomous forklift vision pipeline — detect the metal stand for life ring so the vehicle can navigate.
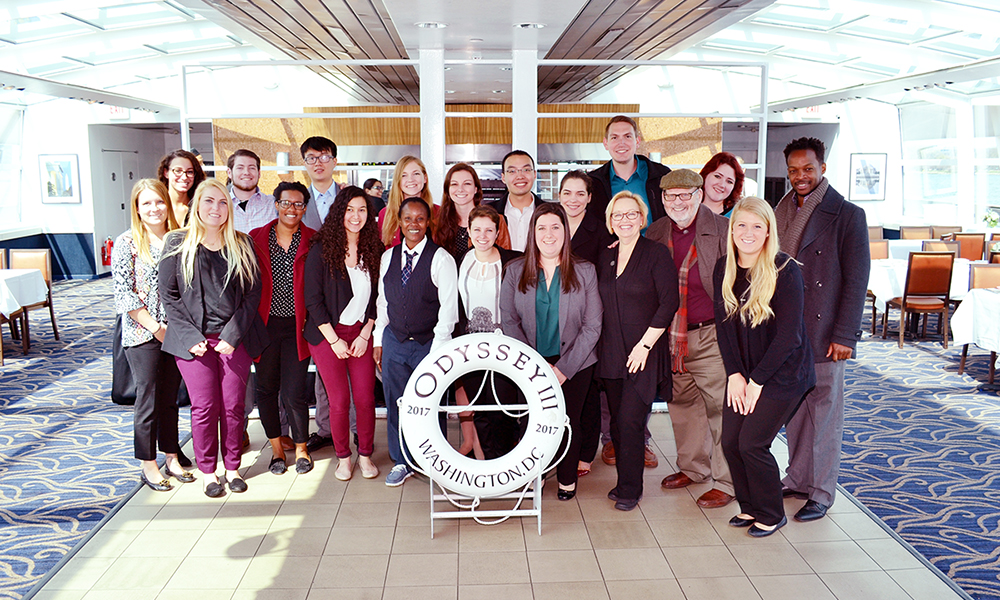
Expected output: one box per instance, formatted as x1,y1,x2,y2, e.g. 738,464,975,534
428,462,545,538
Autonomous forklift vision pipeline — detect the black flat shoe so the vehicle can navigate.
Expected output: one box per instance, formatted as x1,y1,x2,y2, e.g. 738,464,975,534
295,457,314,475
729,514,755,528
140,471,173,492
269,456,287,475
227,476,248,493
204,480,225,498
557,487,576,501
164,465,195,483
614,497,640,511
176,450,193,468
748,516,787,538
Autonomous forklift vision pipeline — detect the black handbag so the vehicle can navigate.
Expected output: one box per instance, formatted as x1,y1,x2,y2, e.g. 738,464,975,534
111,314,137,405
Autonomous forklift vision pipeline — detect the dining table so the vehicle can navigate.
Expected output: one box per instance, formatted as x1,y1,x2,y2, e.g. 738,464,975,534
867,257,972,313
951,287,1000,389
0,268,48,353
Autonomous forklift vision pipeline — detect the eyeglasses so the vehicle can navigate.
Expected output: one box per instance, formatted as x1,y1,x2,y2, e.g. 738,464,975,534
664,192,694,201
304,154,333,165
371,185,384,192
504,166,535,176
611,210,642,222
277,200,306,210
170,167,196,178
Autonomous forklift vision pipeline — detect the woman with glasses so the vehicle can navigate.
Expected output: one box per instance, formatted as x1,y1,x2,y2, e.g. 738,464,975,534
363,178,386,214
304,186,384,481
159,179,267,498
249,182,316,476
700,152,745,217
379,155,435,247
434,163,511,261
597,191,679,511
158,149,206,225
113,179,190,492
501,203,602,500
715,197,814,537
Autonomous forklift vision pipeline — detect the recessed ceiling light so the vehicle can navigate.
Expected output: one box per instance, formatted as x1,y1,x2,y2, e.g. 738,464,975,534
470,38,483,43
492,90,506,93
416,21,447,29
514,22,544,29
446,90,455,94
500,66,512,71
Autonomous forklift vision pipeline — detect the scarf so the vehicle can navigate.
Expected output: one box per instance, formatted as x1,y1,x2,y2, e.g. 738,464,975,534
667,230,697,373
775,177,829,258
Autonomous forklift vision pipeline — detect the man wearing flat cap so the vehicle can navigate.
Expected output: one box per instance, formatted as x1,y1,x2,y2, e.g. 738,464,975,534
646,169,734,508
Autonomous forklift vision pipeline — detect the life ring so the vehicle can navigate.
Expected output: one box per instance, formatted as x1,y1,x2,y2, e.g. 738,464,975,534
399,332,567,498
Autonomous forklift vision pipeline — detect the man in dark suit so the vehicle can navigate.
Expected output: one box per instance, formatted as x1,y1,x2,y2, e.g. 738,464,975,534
646,169,734,509
588,115,672,226
775,137,869,522
487,150,547,252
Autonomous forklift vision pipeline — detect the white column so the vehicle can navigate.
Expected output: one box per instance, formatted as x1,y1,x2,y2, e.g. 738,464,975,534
511,48,538,160
419,48,446,202
955,101,975,224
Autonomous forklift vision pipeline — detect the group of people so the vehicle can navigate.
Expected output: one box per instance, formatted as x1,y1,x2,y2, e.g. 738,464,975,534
112,115,869,537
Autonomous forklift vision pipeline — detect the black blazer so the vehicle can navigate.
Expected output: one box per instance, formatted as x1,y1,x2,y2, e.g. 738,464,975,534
454,245,521,336
570,209,614,266
302,242,379,346
157,230,268,360
713,253,816,395
596,236,679,403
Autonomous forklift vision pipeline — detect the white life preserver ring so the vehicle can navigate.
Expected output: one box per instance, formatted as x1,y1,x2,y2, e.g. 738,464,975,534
399,332,567,498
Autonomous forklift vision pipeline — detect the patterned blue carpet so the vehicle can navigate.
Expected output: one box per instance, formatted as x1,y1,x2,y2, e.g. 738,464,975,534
0,278,189,600
1,279,999,598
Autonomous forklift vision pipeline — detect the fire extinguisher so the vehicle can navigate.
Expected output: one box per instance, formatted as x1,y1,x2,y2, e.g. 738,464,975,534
101,237,114,267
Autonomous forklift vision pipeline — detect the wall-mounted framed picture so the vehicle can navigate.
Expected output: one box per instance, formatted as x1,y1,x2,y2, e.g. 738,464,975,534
848,153,887,201
39,154,81,204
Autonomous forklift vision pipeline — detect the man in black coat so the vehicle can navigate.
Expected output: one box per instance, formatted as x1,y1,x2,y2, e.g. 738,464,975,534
774,137,870,523
588,115,672,226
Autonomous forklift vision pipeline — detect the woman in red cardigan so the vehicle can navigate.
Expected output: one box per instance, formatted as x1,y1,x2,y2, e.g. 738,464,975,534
250,181,316,475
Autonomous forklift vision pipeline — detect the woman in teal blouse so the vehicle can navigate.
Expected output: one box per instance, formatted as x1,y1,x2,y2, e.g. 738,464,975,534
500,203,603,500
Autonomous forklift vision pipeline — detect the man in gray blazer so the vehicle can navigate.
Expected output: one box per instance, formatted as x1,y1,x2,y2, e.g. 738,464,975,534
775,137,869,522
646,169,734,508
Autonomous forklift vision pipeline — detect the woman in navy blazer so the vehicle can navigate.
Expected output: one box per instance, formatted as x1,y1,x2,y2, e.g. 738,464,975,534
501,202,603,501
159,179,267,498
304,186,383,481
250,181,316,476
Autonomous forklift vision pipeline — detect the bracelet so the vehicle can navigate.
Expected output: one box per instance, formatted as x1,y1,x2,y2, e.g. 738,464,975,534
360,335,370,342
330,338,341,346
641,343,651,350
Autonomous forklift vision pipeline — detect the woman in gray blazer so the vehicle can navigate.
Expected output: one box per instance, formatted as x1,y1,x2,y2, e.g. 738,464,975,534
501,203,603,500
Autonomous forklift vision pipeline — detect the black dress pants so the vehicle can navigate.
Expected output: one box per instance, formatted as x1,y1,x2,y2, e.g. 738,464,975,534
124,339,182,461
555,363,596,487
468,371,522,460
255,316,311,444
603,378,651,502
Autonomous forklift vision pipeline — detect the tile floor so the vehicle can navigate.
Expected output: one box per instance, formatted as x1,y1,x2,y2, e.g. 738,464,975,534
32,413,965,600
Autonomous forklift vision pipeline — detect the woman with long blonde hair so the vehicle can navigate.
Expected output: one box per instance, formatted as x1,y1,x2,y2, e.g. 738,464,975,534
713,196,815,537
113,179,189,492
378,155,435,247
159,179,268,498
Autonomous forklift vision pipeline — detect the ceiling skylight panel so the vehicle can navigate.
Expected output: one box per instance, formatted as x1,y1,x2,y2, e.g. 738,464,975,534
0,14,92,44
66,3,189,30
838,19,957,45
750,3,859,32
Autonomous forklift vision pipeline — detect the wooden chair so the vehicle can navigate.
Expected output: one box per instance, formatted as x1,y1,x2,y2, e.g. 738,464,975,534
953,232,986,261
933,225,962,239
992,233,1000,241
867,241,889,334
958,264,1000,383
899,226,932,240
882,251,954,348
0,308,28,366
922,240,959,254
868,225,883,241
0,249,6,269
8,249,59,342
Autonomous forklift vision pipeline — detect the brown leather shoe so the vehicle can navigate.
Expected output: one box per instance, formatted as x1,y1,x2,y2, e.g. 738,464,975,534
660,472,693,489
644,445,658,468
696,488,736,508
601,442,616,465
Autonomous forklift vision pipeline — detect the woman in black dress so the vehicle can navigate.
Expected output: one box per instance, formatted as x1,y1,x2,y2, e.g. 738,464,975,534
714,196,815,537
597,191,679,511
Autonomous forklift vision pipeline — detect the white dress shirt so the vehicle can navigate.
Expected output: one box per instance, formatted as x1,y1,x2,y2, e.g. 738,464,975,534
504,200,535,252
374,236,458,351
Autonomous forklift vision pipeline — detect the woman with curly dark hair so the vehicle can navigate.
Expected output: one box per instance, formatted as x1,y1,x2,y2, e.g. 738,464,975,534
304,185,384,481
433,163,511,260
700,152,745,217
158,149,206,225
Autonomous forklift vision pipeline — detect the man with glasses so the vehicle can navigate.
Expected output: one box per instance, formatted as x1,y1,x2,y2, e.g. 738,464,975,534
488,150,547,252
646,169,734,509
228,149,275,233
300,136,340,231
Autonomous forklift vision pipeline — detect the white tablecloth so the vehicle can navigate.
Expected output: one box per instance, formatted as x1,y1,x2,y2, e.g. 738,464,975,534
867,258,972,312
951,287,1000,354
0,269,48,318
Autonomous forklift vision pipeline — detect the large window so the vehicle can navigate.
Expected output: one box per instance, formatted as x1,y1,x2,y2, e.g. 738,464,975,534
0,106,23,230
